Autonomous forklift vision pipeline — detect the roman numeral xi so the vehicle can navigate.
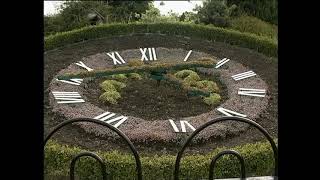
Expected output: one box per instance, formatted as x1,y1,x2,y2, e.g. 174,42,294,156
107,52,126,65
94,111,128,128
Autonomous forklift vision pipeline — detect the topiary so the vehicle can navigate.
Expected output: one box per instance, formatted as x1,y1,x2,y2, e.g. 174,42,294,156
99,90,121,104
203,93,221,106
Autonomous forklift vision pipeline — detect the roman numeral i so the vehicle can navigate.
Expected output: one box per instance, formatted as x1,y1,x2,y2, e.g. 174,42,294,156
94,111,128,128
52,91,85,104
106,52,126,65
140,48,157,61
169,119,196,133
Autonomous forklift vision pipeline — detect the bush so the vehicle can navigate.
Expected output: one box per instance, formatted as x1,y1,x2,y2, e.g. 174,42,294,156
128,59,144,67
128,73,142,80
196,80,220,93
175,70,200,85
203,93,221,106
99,91,121,104
100,80,126,92
110,74,128,82
45,139,277,179
230,16,277,40
45,22,277,57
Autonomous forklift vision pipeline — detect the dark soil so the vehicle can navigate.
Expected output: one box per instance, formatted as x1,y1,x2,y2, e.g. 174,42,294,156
84,73,226,121
44,33,278,155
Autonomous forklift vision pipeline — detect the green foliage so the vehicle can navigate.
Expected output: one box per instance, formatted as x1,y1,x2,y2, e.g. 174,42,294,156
195,80,220,93
99,80,126,104
110,74,128,82
99,91,121,104
175,70,200,85
230,16,277,40
128,73,142,80
203,93,221,106
45,139,277,179
45,23,277,57
139,5,179,23
227,0,278,25
128,59,144,67
195,0,237,27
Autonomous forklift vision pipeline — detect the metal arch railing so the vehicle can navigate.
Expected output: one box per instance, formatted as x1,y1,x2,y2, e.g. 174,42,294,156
173,116,278,180
70,152,108,180
44,118,143,180
209,150,246,180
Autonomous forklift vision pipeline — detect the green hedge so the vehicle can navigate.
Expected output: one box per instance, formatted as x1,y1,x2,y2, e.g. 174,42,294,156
45,140,277,179
44,22,277,57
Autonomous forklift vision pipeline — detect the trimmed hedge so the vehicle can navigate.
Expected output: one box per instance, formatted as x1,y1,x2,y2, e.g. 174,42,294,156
45,139,277,179
45,22,277,57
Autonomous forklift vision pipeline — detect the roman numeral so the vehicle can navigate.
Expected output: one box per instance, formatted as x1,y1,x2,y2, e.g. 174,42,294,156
169,119,196,133
75,61,93,71
94,111,128,128
238,88,266,97
56,78,83,86
215,58,230,68
232,71,256,81
106,52,126,65
140,48,157,61
52,91,85,104
216,107,247,117
183,50,192,61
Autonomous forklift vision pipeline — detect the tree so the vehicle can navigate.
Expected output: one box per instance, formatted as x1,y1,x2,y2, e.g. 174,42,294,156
194,0,236,27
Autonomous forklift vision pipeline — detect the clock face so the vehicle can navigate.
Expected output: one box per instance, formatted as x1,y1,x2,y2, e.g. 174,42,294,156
44,34,277,153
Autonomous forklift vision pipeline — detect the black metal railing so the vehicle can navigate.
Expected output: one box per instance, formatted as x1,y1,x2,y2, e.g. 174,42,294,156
44,116,278,180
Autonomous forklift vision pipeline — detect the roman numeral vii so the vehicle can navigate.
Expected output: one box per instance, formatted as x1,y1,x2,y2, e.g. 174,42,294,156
169,119,196,133
94,111,128,128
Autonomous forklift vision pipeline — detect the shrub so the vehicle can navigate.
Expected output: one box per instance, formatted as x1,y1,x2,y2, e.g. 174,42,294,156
100,80,126,92
128,73,142,80
175,70,200,85
99,91,121,104
230,16,277,40
128,59,144,67
203,93,221,106
45,23,277,57
45,139,277,179
110,74,128,82
196,80,220,93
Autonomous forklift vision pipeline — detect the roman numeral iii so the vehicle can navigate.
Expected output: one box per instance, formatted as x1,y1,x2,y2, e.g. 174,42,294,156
75,61,93,71
232,70,256,81
216,107,247,117
140,48,157,61
215,58,230,68
106,52,126,65
238,88,266,97
169,119,196,133
94,111,128,128
52,91,85,104
56,78,83,86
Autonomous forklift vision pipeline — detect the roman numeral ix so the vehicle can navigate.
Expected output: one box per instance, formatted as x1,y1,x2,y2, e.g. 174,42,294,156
106,52,126,65
56,78,83,86
140,48,157,61
94,111,128,128
169,119,196,133
52,91,85,104
232,70,256,81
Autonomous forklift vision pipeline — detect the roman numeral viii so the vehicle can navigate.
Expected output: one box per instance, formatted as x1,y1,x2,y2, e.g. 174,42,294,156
94,111,128,128
52,91,85,104
106,52,126,65
140,48,157,61
169,119,196,133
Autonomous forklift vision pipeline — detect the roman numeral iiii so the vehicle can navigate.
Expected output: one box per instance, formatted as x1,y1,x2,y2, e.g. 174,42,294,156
52,91,85,104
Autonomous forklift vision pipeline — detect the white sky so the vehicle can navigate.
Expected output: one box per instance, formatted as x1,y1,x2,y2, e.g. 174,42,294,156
44,1,203,16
